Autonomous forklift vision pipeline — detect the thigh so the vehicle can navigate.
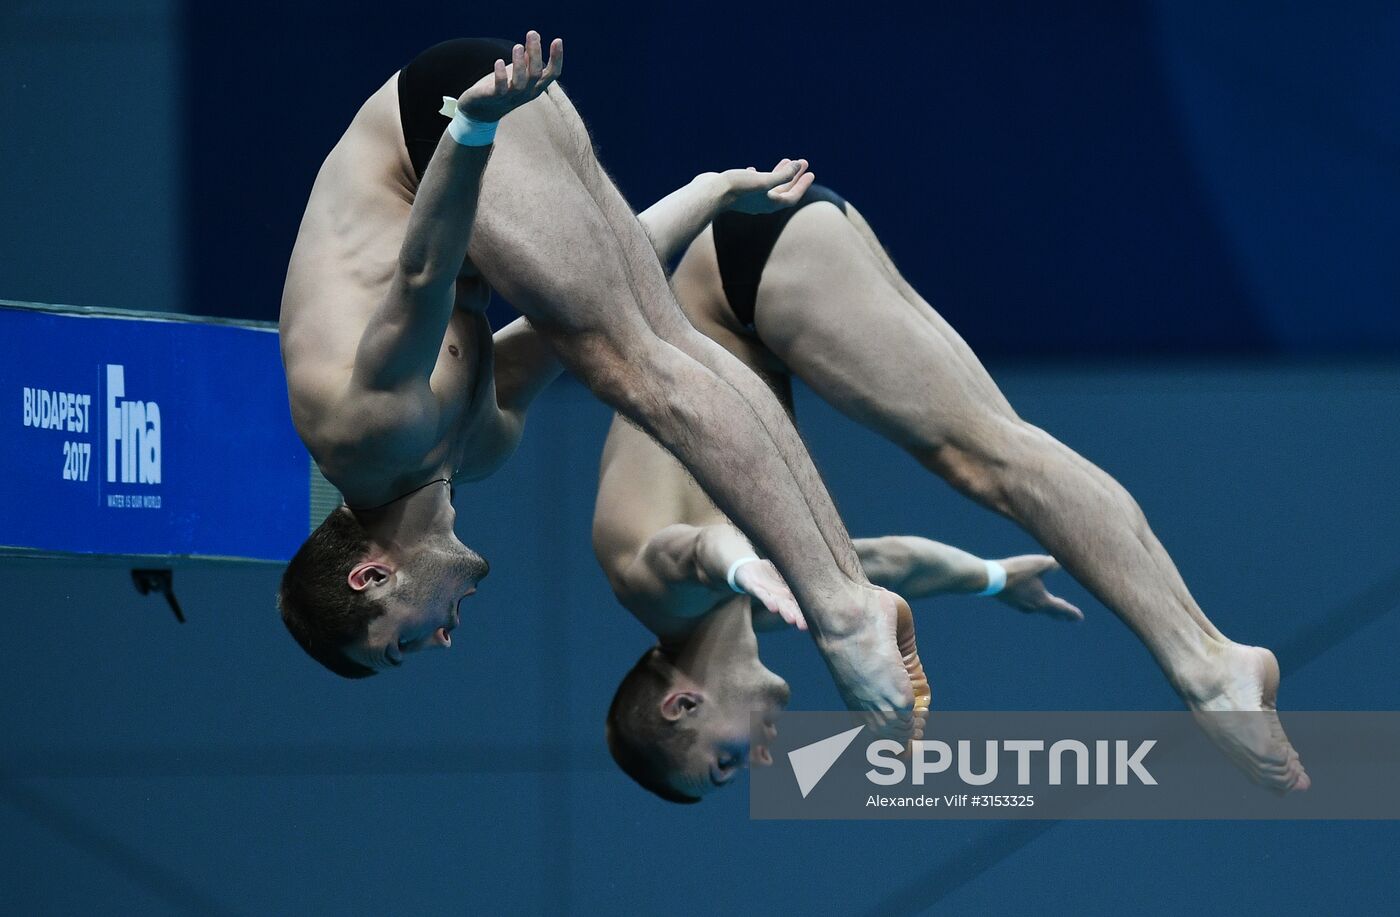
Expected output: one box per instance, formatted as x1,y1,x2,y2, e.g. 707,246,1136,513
466,86,644,341
842,202,1006,403
531,87,698,343
754,203,1016,452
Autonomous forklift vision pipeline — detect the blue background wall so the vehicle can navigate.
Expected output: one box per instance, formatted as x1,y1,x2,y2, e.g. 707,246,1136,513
177,0,1400,355
3,1,1400,914
4,369,1400,915
0,0,182,312
7,2,1396,353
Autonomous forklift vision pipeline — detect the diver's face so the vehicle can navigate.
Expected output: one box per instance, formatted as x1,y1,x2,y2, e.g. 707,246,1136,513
350,542,490,671
667,677,790,799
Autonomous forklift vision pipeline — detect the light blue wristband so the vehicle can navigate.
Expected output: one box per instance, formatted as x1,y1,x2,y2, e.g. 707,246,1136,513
977,560,1007,596
725,555,761,593
440,96,498,147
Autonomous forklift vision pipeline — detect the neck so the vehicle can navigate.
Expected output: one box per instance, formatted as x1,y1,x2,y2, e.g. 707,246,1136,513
346,478,455,556
668,596,765,684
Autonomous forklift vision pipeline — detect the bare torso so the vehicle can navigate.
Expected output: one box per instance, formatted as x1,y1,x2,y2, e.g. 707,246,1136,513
280,73,516,506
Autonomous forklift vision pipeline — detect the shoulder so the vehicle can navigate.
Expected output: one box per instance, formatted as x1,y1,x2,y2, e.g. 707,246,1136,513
452,405,523,482
299,380,440,476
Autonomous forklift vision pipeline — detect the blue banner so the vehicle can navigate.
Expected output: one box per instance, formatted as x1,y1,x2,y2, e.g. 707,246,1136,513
0,303,308,563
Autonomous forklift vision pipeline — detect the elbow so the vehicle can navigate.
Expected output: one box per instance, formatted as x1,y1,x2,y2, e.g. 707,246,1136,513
860,537,913,588
394,253,455,298
689,526,721,588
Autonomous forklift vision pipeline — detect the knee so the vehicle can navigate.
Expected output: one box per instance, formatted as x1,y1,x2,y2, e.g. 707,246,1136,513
924,441,1008,511
916,416,1029,513
574,331,681,419
654,310,710,354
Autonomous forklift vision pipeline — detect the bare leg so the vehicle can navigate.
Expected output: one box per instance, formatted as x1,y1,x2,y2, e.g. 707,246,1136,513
463,90,914,717
540,88,867,583
752,201,1306,790
843,204,1221,639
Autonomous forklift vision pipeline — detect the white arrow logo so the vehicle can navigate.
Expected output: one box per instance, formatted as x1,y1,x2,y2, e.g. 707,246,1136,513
787,725,864,798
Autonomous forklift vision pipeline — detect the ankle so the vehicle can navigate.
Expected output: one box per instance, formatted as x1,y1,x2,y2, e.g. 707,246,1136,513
812,583,879,644
1168,637,1238,705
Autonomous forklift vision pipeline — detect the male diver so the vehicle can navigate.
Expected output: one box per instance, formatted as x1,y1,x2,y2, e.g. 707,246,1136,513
278,35,920,735
591,175,1308,796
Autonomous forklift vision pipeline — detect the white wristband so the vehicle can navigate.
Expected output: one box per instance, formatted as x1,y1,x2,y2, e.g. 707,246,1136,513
977,560,1007,597
725,555,761,594
440,95,497,147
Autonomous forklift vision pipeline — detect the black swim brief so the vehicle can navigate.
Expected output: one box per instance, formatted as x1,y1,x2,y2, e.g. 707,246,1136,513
710,184,849,330
397,38,514,181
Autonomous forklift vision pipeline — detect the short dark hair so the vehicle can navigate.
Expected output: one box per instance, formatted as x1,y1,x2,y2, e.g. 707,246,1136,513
605,647,701,804
278,507,385,679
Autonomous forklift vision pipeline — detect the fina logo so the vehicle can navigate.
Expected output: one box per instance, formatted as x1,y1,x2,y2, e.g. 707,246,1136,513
105,364,162,485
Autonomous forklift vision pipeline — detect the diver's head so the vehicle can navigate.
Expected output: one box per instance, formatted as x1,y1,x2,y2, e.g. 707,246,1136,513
278,506,488,677
605,645,789,802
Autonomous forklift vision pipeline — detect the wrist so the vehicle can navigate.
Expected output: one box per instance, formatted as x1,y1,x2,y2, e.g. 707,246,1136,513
443,95,499,145
448,111,497,146
725,556,761,594
694,172,737,208
977,559,1008,597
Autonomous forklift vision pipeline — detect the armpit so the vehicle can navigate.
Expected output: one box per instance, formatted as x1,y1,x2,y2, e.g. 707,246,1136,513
455,275,492,313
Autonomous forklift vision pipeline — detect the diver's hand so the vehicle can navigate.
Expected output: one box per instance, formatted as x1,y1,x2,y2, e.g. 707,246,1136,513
458,31,563,123
693,526,804,629
995,555,1083,621
719,159,815,214
732,559,806,631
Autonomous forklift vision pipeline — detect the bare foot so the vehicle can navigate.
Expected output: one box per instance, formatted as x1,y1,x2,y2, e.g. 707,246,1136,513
896,599,931,747
1183,642,1310,793
819,588,919,738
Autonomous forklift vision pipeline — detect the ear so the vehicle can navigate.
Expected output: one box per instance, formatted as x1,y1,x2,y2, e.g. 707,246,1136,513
347,561,392,592
660,690,702,722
